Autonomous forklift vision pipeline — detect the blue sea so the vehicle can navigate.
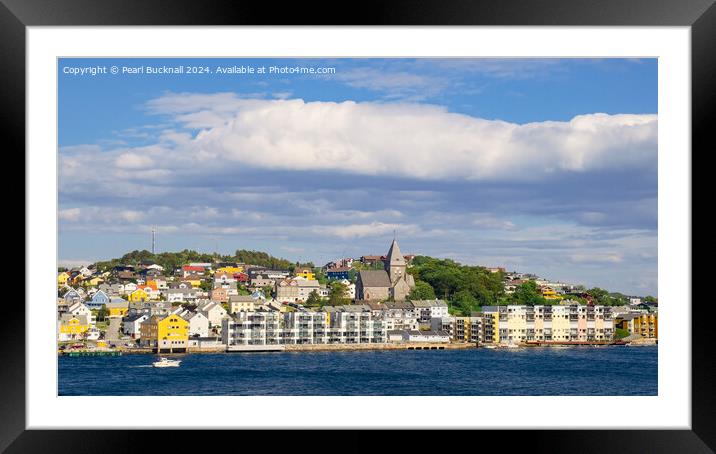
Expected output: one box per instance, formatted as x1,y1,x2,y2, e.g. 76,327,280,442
58,345,657,396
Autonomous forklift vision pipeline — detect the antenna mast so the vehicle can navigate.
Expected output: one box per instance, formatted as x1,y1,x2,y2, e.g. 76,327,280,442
151,225,156,254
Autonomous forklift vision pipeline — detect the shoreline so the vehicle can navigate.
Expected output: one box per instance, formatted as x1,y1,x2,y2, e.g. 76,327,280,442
58,340,655,356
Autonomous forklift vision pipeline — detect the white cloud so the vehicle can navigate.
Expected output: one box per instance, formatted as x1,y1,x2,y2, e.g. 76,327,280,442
59,208,81,222
139,95,656,182
115,152,154,169
312,222,419,239
472,214,518,231
569,253,624,264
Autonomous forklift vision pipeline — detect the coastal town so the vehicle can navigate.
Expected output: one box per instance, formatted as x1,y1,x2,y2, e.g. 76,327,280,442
57,239,658,355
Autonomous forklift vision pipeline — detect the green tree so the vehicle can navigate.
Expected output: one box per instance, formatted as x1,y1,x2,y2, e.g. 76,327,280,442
328,281,350,305
315,270,329,285
97,304,108,322
306,290,322,306
261,285,274,298
408,280,436,301
511,281,546,306
199,280,213,292
450,289,479,316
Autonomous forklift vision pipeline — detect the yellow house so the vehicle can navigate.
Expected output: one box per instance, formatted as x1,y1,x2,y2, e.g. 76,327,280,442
128,288,149,302
294,267,316,281
217,266,243,274
58,314,90,341
540,286,562,300
57,272,70,287
183,278,202,288
140,314,189,350
106,301,129,317
87,276,104,286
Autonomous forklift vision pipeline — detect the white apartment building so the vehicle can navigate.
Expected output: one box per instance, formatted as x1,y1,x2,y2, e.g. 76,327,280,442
222,307,387,346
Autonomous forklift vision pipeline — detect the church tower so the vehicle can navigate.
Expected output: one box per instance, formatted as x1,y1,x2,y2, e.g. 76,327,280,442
385,238,406,283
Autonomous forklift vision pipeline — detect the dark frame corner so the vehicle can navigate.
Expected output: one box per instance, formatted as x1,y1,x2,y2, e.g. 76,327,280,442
5,0,711,452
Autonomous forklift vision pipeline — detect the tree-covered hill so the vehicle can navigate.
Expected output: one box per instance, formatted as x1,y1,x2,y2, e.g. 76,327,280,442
93,249,314,273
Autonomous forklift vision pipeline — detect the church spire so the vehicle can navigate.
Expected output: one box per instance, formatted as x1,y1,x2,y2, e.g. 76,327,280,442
386,238,405,267
386,237,406,284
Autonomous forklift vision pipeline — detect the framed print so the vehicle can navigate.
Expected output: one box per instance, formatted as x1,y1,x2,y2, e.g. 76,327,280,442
5,0,711,451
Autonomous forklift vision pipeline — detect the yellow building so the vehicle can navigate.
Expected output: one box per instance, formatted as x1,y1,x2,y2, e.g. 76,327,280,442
87,276,104,286
450,316,482,343
183,278,202,288
58,314,90,341
128,288,149,302
481,310,500,344
617,313,658,339
550,306,572,341
540,286,562,300
57,272,70,287
217,266,243,274
106,301,129,317
294,267,316,281
140,314,189,351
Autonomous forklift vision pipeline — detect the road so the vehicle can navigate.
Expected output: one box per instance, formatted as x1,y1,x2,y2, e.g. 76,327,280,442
105,317,122,343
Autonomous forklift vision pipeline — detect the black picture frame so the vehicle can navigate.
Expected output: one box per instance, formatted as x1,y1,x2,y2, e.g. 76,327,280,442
4,0,710,452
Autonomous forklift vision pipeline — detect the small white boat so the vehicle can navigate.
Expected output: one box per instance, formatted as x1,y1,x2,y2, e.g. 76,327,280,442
153,357,181,368
505,344,520,349
483,345,498,349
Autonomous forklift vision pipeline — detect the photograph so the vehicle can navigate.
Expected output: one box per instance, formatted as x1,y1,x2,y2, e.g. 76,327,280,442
55,57,659,397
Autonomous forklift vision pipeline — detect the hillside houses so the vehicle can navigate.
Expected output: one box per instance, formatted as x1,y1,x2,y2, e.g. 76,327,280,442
56,240,656,349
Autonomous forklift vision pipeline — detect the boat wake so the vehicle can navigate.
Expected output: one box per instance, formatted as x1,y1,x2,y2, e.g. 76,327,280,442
128,365,153,368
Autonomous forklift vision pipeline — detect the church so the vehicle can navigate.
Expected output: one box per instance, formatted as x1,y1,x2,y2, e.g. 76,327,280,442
356,239,415,301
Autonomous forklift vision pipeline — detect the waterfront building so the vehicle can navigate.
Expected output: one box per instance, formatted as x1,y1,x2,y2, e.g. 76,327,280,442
411,300,449,324
405,330,451,343
139,313,189,351
479,304,614,345
57,314,91,341
356,239,415,301
183,311,210,338
432,315,481,343
325,305,387,344
616,312,658,339
223,307,387,346
382,301,418,331
122,313,149,339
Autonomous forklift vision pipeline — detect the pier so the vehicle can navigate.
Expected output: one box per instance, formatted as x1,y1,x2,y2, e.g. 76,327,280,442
61,350,122,357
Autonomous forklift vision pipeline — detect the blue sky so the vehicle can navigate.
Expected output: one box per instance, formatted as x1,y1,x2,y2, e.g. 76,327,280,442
58,58,658,296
